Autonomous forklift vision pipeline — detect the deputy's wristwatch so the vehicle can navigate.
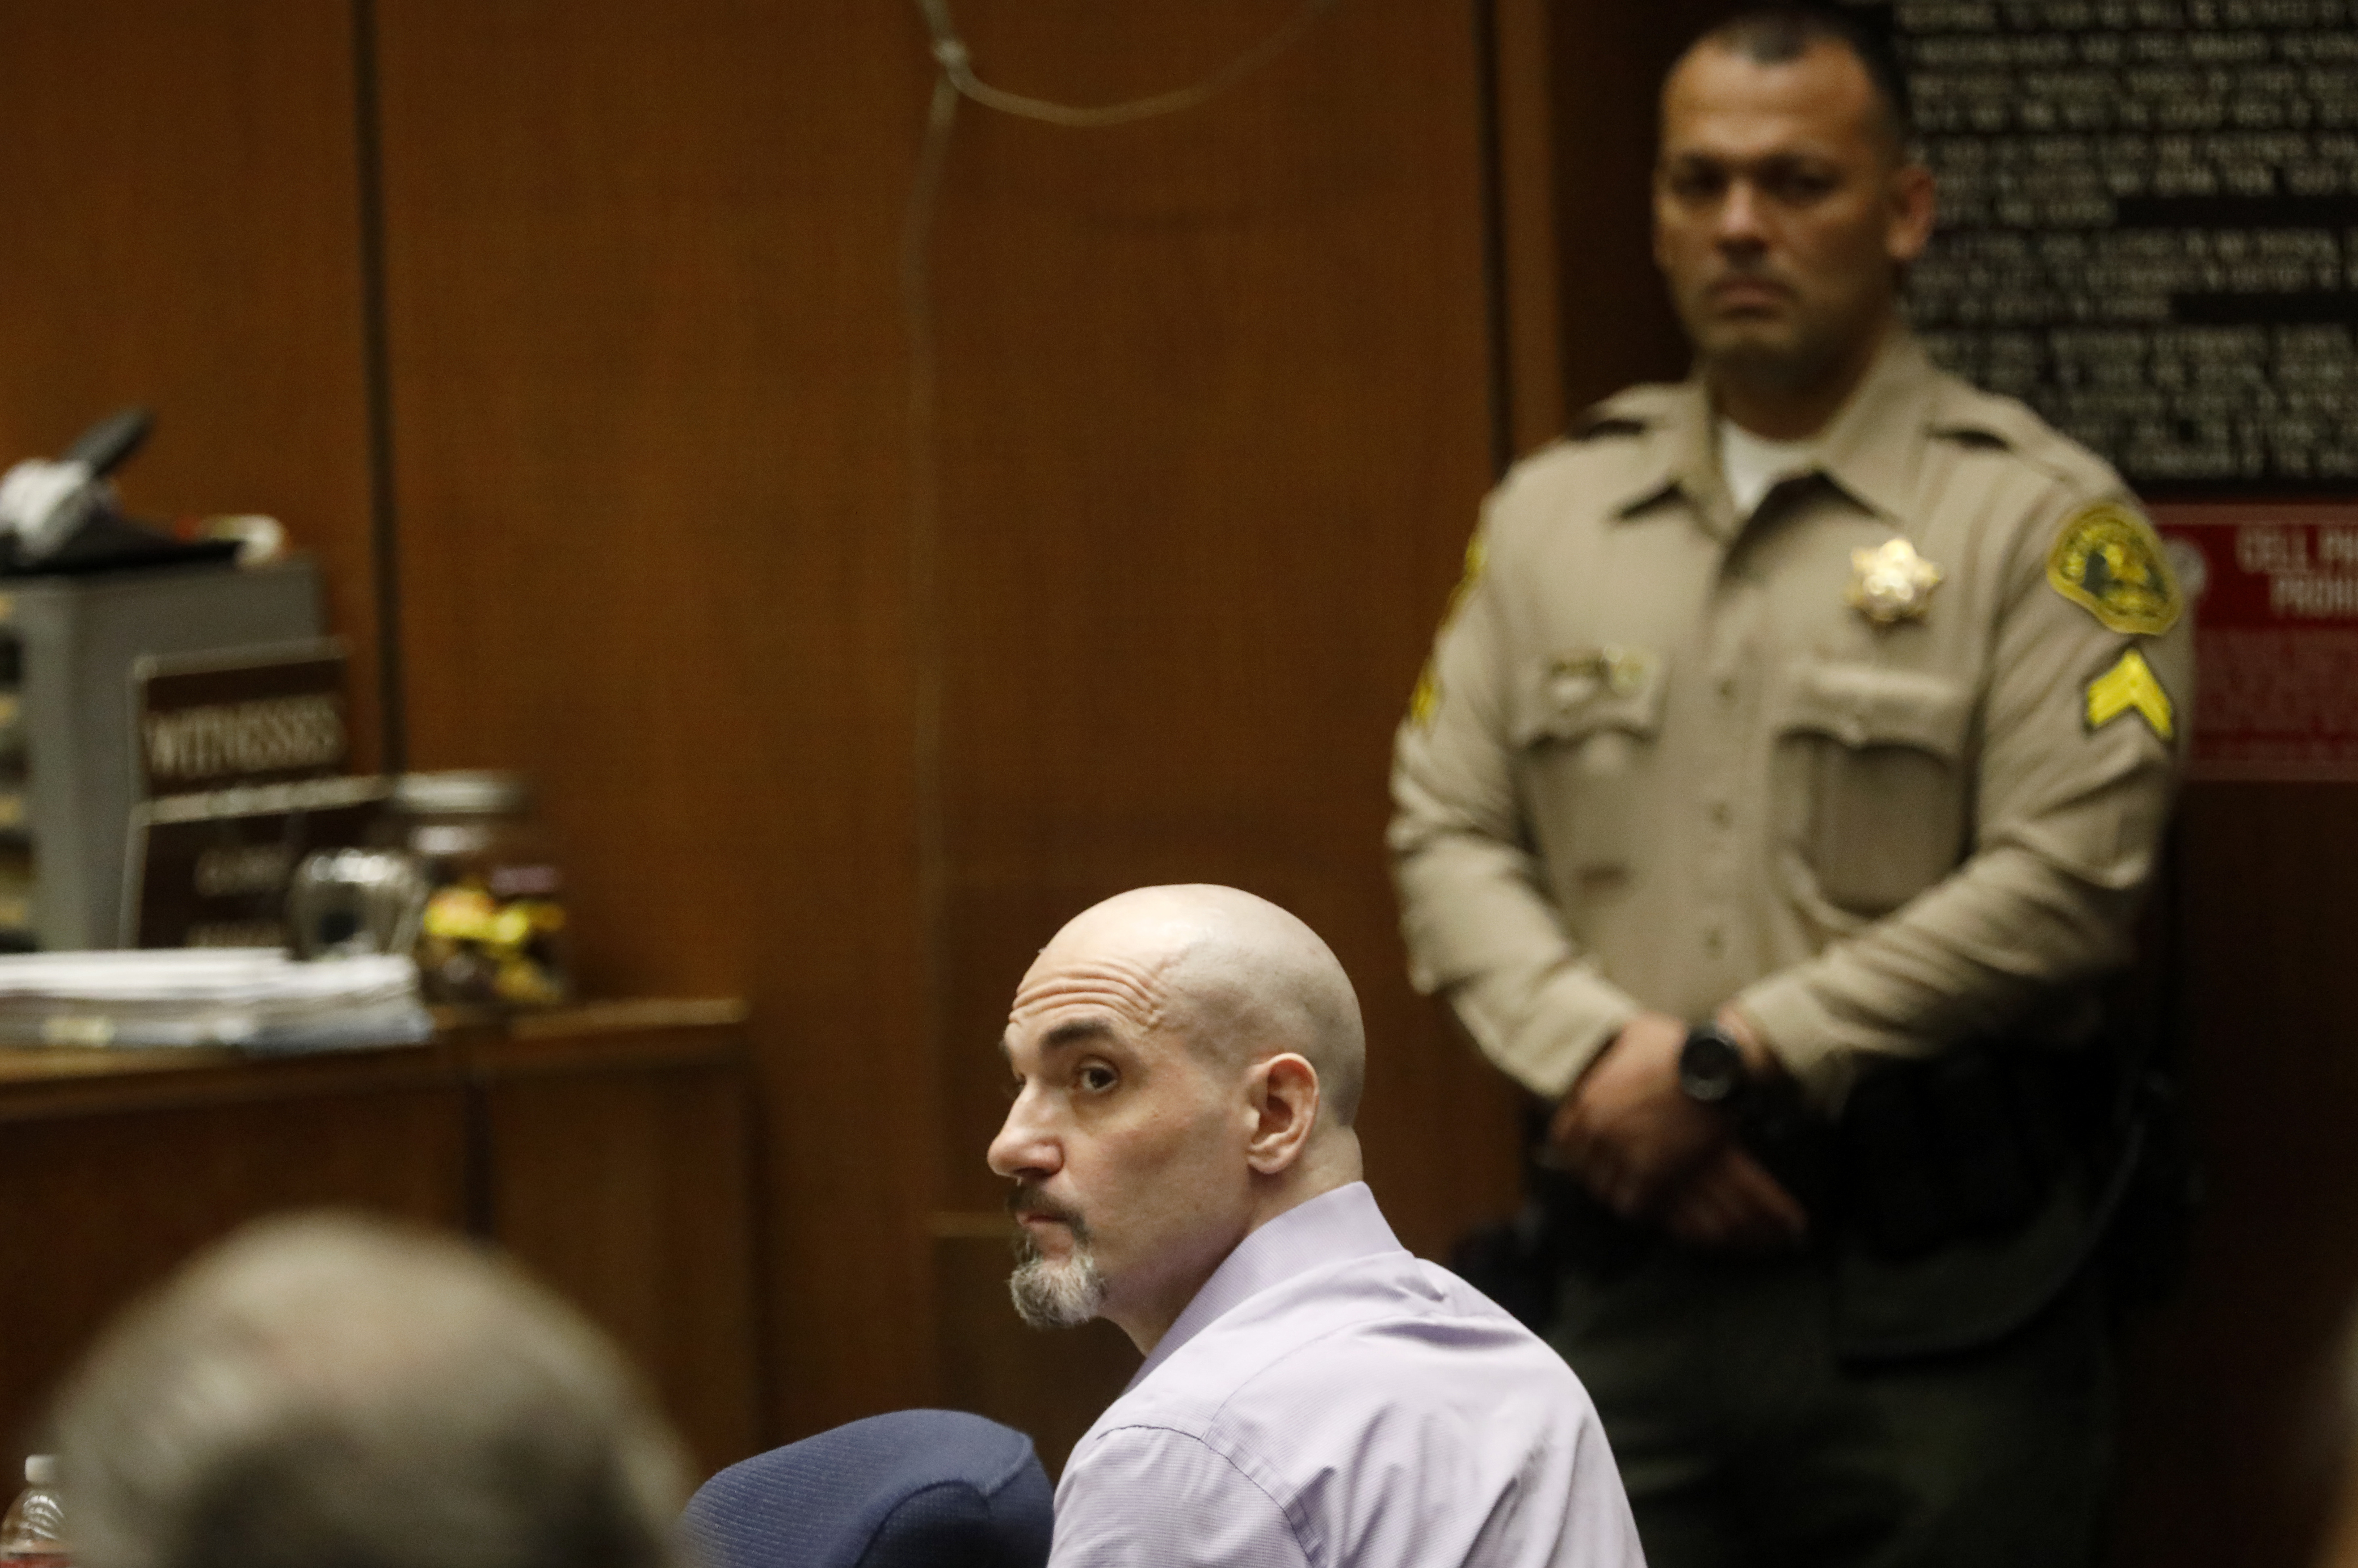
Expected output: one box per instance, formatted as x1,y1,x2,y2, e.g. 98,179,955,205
1677,1023,1751,1113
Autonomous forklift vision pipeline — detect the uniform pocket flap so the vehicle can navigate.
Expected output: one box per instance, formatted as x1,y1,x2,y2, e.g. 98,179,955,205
1510,648,1668,748
1774,661,1973,761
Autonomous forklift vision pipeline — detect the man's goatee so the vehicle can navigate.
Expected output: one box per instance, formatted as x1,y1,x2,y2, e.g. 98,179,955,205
1009,1232,1107,1330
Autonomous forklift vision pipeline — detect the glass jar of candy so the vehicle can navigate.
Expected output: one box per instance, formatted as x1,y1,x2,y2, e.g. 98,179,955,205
377,771,571,1006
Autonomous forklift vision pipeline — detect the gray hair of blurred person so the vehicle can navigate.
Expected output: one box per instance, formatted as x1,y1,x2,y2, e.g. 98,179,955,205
53,1212,688,1568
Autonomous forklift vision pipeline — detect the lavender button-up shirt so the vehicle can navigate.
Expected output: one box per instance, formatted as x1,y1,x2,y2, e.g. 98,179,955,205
1050,1182,1644,1568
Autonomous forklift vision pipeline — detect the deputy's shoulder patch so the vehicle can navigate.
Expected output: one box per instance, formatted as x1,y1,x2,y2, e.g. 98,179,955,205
1431,533,1488,640
1407,535,1490,729
2085,647,2175,742
1408,661,1442,728
1453,533,1489,598
2047,501,2182,635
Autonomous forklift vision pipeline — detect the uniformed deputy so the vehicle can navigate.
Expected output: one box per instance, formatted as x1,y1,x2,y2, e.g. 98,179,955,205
1389,9,2191,1567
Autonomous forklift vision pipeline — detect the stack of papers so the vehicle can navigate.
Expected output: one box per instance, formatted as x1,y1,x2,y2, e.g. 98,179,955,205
0,949,430,1052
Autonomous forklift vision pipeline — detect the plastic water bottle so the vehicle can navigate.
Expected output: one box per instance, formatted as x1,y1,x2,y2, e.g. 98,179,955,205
0,1456,68,1568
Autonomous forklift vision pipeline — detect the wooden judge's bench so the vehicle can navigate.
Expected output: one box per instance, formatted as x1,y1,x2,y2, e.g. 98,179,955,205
0,999,766,1475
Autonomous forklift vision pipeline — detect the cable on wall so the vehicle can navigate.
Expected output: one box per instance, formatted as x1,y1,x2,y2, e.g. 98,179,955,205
898,0,1342,1123
899,0,1346,599
913,0,1340,127
350,0,407,773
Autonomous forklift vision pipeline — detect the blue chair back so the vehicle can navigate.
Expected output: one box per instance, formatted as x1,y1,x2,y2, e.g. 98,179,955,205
683,1409,1053,1568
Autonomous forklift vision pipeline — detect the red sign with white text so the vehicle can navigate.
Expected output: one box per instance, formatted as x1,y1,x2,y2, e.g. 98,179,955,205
2150,503,2358,782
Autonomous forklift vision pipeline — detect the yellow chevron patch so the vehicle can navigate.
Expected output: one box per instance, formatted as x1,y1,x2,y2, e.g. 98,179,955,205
2084,647,2174,742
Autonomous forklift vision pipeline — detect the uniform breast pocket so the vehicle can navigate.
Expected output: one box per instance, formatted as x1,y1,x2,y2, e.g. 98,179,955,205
1770,661,1973,918
1510,650,1666,883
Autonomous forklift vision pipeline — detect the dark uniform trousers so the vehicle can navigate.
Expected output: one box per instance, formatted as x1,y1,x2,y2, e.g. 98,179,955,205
1547,1245,2112,1568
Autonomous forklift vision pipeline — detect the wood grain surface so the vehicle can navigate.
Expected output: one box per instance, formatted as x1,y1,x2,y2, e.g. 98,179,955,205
2109,789,2358,1568
474,1029,767,1473
369,0,937,1439
1541,0,1714,414
0,1064,468,1458
0,1,383,770
0,1019,761,1478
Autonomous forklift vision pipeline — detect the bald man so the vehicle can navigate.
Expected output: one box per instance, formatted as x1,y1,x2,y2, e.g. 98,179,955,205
990,885,1643,1568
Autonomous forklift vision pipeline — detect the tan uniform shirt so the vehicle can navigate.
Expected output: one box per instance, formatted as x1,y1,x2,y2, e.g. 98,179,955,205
1389,331,2191,1113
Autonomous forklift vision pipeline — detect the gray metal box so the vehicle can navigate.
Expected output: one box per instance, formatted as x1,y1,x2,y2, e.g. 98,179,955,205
7,559,324,949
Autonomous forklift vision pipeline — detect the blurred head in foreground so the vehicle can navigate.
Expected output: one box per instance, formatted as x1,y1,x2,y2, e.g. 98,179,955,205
53,1213,687,1568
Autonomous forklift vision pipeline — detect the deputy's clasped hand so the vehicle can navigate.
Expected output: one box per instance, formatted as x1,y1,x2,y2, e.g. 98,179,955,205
1550,1009,1807,1252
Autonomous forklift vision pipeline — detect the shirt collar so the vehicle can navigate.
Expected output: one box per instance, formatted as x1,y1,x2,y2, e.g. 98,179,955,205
1803,327,1943,525
1128,1181,1403,1390
1608,325,1944,534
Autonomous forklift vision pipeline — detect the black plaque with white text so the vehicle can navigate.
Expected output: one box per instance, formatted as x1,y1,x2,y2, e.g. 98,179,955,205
1846,0,2358,492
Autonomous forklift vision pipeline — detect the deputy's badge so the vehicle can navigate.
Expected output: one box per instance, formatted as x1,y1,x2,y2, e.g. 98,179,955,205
2047,501,2182,635
1846,537,1944,625
2085,647,2175,742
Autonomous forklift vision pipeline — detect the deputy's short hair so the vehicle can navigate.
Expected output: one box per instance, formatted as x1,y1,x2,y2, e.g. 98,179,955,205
1688,4,1915,152
54,1213,687,1568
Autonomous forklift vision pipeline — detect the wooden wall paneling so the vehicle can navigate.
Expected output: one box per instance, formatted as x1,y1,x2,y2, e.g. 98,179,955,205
371,1,936,1444
2109,784,2358,1568
1491,0,1566,458
920,0,1525,1436
0,1061,469,1456
0,1,383,769
473,1029,765,1474
1542,1,1724,414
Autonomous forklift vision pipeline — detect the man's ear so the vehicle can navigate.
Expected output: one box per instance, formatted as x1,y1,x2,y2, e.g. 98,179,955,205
1885,161,1936,265
1245,1053,1321,1176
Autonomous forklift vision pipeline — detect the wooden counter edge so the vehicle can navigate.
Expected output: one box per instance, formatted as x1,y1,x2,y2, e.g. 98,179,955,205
0,998,750,1117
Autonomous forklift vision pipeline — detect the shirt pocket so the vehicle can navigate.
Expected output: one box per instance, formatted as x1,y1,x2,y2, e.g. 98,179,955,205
1509,649,1667,881
1770,660,1974,918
